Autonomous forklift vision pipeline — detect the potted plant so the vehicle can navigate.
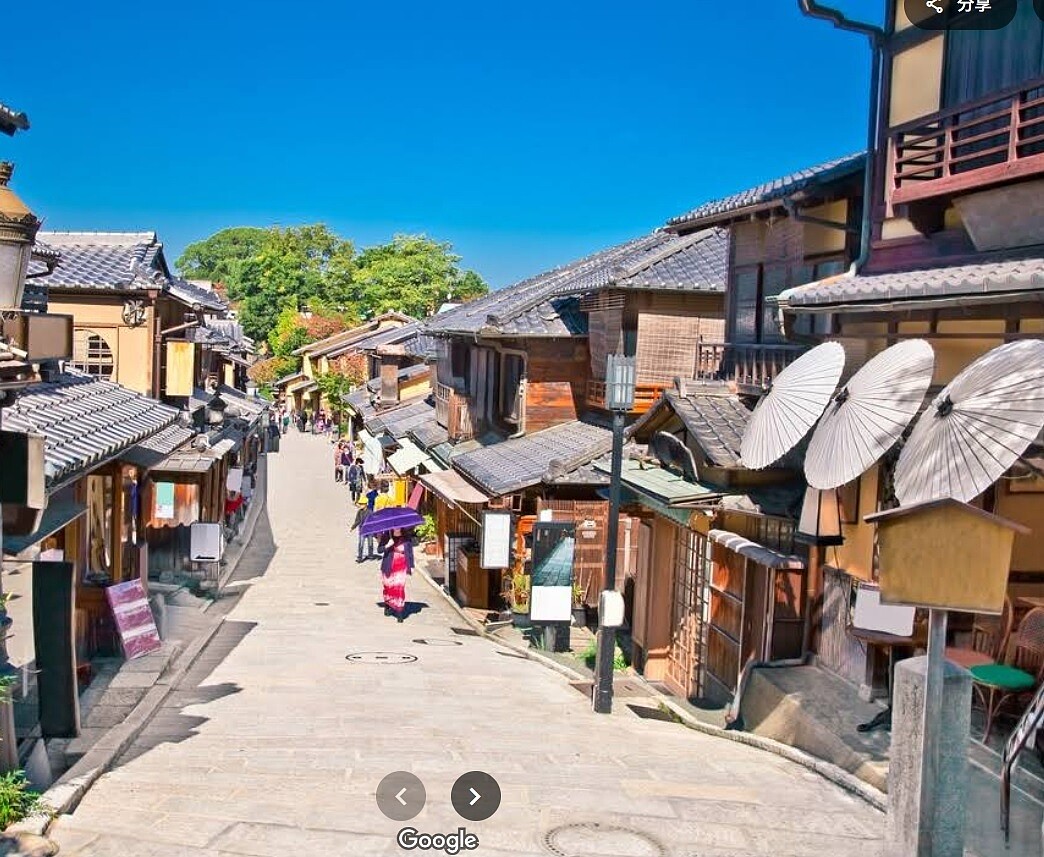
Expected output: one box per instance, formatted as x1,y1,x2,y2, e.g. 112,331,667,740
415,513,438,555
510,572,531,627
571,581,587,627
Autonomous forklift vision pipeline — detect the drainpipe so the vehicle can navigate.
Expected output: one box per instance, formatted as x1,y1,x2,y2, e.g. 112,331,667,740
797,0,884,276
776,2,885,336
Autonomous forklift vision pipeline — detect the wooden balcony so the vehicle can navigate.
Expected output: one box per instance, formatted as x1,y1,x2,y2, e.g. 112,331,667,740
696,342,806,395
890,78,1044,206
585,379,666,415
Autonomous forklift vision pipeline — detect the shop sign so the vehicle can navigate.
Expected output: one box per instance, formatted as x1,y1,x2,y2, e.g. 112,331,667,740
105,580,161,660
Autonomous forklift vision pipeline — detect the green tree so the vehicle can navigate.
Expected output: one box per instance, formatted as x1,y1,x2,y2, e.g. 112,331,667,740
354,234,487,318
175,227,268,294
267,302,309,357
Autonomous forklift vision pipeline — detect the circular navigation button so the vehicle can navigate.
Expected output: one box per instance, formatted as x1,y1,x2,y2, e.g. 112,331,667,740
451,771,501,822
376,771,426,821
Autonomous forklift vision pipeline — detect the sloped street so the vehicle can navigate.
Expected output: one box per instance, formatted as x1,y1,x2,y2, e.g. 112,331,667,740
49,433,885,857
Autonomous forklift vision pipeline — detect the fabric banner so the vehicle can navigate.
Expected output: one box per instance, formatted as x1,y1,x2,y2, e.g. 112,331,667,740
105,580,162,660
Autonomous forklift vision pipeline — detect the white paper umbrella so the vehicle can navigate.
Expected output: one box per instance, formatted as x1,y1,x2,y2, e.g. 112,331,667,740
896,339,1044,505
804,340,935,490
740,341,846,470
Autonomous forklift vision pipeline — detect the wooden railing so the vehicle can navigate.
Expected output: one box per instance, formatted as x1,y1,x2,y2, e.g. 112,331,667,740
891,77,1044,205
696,342,805,393
585,380,666,415
730,343,805,392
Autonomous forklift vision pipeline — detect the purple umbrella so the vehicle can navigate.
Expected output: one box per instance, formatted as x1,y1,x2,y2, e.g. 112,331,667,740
359,506,425,539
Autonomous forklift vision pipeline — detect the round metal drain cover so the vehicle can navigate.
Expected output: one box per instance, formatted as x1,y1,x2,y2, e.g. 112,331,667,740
345,652,418,665
412,638,463,647
542,822,667,857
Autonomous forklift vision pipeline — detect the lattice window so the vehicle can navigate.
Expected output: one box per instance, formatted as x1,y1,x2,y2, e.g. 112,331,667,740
71,329,114,378
667,526,711,699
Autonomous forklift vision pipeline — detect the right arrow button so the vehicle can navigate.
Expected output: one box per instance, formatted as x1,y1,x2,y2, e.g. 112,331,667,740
451,771,501,822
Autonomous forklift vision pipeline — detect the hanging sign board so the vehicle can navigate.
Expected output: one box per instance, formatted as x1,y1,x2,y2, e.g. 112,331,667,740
530,522,575,623
154,482,176,519
480,510,512,569
226,467,244,493
105,580,162,660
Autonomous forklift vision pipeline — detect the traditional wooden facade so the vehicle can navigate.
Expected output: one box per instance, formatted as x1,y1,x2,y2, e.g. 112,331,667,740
773,2,1044,692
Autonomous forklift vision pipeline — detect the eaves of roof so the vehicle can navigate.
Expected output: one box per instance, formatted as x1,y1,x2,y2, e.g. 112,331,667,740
667,153,866,231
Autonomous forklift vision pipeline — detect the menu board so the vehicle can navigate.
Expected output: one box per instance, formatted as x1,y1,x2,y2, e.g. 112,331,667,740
105,580,162,660
481,511,512,569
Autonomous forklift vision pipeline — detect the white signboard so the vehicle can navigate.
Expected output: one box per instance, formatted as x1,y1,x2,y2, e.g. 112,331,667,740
226,467,244,493
531,586,572,623
481,511,512,569
190,522,224,562
852,582,915,637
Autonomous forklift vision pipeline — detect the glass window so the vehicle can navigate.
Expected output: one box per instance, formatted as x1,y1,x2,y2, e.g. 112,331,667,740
500,354,524,424
71,329,115,378
732,267,760,343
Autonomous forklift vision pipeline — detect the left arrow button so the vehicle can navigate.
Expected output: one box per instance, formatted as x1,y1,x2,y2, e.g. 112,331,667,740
376,772,425,821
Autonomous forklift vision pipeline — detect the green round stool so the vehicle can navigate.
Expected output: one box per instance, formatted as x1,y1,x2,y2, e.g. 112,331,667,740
969,663,1036,742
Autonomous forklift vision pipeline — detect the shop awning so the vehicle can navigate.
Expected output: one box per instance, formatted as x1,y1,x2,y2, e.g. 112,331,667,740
600,486,694,529
388,438,432,475
3,497,86,556
418,470,489,507
707,529,805,570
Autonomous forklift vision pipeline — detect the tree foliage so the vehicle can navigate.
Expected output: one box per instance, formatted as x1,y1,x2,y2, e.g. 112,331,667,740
248,356,297,385
176,225,486,342
354,234,488,318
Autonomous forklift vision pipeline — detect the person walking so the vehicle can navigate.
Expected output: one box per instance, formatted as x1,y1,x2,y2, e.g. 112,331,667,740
334,441,345,482
347,457,365,503
282,411,290,435
378,529,415,622
351,504,375,562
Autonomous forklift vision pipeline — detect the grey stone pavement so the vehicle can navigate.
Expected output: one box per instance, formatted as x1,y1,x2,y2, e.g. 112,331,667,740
49,431,886,857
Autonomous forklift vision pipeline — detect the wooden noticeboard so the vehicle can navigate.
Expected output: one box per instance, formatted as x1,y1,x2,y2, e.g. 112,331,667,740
865,498,1029,614
164,341,195,397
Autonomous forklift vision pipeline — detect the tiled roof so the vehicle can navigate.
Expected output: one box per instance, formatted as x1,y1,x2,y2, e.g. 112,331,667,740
779,253,1044,310
0,103,29,135
668,153,866,229
295,312,416,357
364,363,429,393
29,232,169,290
272,371,306,388
344,387,377,421
168,278,227,312
367,397,435,438
452,420,613,496
409,422,449,450
326,320,424,359
121,424,195,469
664,390,751,469
3,373,179,487
426,229,727,338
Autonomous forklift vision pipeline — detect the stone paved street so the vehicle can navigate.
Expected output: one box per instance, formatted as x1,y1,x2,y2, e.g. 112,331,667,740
50,433,886,856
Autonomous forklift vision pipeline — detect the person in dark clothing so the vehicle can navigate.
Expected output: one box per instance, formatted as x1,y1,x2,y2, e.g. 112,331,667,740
347,457,365,503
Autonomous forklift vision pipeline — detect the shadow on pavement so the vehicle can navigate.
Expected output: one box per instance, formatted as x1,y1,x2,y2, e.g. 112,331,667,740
111,620,258,769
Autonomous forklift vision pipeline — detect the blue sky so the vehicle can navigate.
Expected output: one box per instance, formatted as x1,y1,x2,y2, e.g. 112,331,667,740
3,1,880,289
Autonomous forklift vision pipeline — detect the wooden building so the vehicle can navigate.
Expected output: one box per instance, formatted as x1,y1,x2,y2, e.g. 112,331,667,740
2,374,180,745
413,228,730,616
773,1,1044,692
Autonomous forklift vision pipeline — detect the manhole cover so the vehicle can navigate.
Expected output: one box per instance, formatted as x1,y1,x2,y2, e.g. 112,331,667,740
627,703,677,722
412,638,463,647
451,626,481,637
345,652,418,665
314,602,330,606
542,823,668,857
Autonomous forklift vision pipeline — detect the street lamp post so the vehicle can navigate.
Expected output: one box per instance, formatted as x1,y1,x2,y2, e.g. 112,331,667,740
593,354,635,715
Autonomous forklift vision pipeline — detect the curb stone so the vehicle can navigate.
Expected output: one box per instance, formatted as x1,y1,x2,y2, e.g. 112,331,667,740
416,563,887,813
